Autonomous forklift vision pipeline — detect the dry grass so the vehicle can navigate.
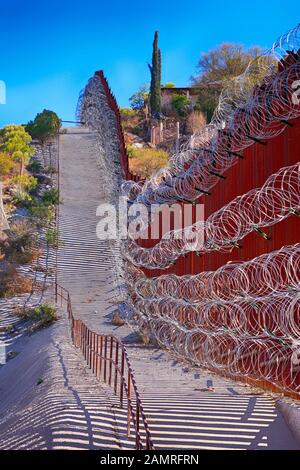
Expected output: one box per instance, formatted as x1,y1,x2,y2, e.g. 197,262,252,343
128,147,169,178
0,264,33,298
187,111,206,134
9,247,41,264
1,219,39,264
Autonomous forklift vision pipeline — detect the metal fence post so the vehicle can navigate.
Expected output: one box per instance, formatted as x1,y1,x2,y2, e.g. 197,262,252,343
55,279,154,450
100,336,103,379
114,342,119,395
104,337,107,383
127,372,131,437
136,404,140,449
109,337,113,386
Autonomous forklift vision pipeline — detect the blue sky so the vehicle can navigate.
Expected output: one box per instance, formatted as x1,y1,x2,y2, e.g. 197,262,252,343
0,0,299,126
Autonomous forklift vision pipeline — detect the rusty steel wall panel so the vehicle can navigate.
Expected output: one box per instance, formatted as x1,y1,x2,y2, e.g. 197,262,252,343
140,117,300,278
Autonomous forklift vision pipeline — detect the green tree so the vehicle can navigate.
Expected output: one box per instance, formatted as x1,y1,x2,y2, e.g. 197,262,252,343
148,31,162,116
26,109,61,144
0,152,13,175
129,86,149,111
11,174,38,192
0,125,34,175
192,43,263,122
119,108,136,118
163,82,175,88
193,86,221,123
171,94,191,117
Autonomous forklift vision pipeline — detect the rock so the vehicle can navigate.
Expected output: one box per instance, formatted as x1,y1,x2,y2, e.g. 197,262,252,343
132,143,144,148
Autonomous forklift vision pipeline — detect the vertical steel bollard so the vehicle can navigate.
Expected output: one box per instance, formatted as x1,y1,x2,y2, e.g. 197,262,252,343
127,372,131,437
100,336,103,379
120,351,125,407
104,337,107,383
109,337,113,386
95,335,99,377
114,342,119,395
136,404,140,449
92,333,96,374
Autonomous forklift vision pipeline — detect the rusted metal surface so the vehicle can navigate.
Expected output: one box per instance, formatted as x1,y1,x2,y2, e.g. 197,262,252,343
96,68,300,399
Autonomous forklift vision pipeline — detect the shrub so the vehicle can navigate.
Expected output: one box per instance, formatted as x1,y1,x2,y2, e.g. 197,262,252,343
2,220,38,263
131,125,143,136
8,219,33,238
126,144,138,158
43,165,57,174
11,174,38,192
171,94,191,117
16,302,57,330
26,158,42,174
120,108,136,119
0,125,35,175
45,228,62,247
0,152,13,175
41,188,60,206
29,203,55,225
128,147,169,178
11,189,32,206
14,247,41,264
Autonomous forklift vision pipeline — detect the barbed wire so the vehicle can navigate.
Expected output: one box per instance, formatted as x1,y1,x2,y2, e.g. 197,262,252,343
122,163,300,269
121,24,300,207
77,25,300,395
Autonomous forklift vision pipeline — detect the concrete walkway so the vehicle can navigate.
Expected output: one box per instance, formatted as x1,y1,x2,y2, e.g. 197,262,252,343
57,126,300,450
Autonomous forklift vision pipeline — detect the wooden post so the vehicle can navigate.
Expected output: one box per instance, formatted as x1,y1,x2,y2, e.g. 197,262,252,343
151,126,155,145
159,121,163,143
190,134,195,149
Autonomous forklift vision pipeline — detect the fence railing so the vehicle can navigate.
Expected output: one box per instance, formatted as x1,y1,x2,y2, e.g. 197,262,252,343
55,282,154,450
96,70,130,180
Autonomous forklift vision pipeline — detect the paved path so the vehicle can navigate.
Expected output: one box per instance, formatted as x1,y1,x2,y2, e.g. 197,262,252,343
56,126,300,450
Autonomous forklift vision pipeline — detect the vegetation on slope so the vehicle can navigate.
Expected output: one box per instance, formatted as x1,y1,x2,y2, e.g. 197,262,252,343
127,145,169,179
26,109,61,144
0,111,60,316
